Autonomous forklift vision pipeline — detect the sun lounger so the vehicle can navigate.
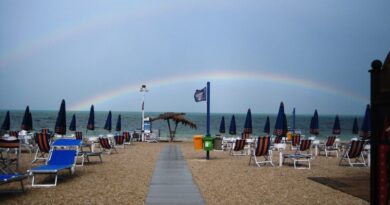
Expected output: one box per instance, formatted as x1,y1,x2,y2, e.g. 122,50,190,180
99,137,117,154
0,173,27,192
32,133,51,163
249,137,274,167
339,140,366,167
230,139,246,156
29,149,78,187
319,136,339,157
283,139,312,169
0,138,21,173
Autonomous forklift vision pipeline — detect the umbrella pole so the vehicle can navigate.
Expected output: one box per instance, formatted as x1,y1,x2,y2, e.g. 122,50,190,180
206,82,210,160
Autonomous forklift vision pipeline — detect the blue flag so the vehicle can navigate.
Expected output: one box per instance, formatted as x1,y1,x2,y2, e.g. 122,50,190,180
194,87,206,102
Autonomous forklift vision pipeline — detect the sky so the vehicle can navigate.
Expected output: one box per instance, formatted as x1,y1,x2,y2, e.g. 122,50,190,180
0,0,389,115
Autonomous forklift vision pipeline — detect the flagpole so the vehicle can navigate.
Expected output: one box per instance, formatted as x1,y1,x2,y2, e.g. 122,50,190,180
206,81,210,160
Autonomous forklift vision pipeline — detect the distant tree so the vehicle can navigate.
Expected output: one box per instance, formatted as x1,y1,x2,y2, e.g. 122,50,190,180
151,112,197,142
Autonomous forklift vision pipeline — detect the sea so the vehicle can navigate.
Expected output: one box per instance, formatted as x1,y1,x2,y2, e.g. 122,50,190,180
0,110,362,141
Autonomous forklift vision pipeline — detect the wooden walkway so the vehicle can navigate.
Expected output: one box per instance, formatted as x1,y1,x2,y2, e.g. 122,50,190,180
145,144,205,205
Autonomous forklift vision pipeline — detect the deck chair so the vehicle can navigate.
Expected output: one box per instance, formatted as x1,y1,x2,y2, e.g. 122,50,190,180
230,139,246,156
8,131,18,138
291,134,301,150
319,136,339,157
77,134,102,164
29,149,78,187
123,132,132,145
241,132,250,140
283,139,312,169
0,173,27,192
249,137,274,167
0,139,21,173
132,132,140,142
32,133,51,163
99,137,117,154
339,140,366,167
75,131,83,140
114,135,125,149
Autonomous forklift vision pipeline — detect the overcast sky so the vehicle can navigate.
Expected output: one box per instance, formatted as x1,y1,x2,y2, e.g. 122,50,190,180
0,0,389,115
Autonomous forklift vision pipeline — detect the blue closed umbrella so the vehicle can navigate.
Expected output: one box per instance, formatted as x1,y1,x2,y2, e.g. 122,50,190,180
87,105,95,131
310,109,319,135
243,109,252,134
274,102,287,137
229,115,236,135
104,111,112,132
21,106,32,131
332,115,341,135
116,114,122,132
219,116,225,134
55,99,67,135
292,108,296,133
352,117,359,135
1,111,10,131
263,116,270,134
360,104,371,139
69,114,76,131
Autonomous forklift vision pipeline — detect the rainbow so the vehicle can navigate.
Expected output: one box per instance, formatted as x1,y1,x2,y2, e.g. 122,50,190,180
69,70,368,110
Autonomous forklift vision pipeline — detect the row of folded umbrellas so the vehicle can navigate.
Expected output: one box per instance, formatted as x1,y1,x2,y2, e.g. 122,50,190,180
218,102,371,138
1,100,372,138
0,100,121,135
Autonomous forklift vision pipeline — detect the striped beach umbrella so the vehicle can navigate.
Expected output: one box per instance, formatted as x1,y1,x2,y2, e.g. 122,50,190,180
219,116,225,134
104,111,112,132
332,115,341,135
310,109,319,135
243,109,252,134
116,114,121,132
263,116,270,135
274,102,287,137
360,104,371,139
1,111,10,131
69,114,76,131
352,117,359,135
87,105,95,131
229,115,236,135
55,99,67,135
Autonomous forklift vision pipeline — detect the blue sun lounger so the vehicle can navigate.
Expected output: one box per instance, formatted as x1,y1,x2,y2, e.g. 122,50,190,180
29,139,80,187
0,173,27,192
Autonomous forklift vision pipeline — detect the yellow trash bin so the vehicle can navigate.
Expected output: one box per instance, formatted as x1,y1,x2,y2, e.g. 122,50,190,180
287,132,292,141
193,135,203,150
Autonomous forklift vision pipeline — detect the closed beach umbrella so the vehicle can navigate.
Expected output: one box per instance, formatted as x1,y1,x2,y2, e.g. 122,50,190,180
69,114,76,131
360,104,371,139
274,102,287,137
332,115,341,135
21,106,31,131
229,115,236,135
263,116,270,134
55,99,67,135
87,105,95,131
104,111,112,132
352,117,359,135
219,116,225,134
116,114,121,132
1,111,10,131
243,109,252,134
28,111,33,131
292,108,296,133
310,109,319,135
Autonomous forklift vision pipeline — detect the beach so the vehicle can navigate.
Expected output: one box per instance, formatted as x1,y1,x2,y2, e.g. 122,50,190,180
0,141,370,204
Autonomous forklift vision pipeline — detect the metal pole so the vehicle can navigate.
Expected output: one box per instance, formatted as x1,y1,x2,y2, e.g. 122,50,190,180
141,93,145,142
206,82,210,160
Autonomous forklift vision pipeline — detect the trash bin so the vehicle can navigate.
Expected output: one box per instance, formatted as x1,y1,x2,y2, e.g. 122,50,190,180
213,136,223,150
193,135,203,150
203,135,214,151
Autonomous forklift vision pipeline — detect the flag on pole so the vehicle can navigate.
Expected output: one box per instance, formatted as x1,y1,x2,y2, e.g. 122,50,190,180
194,87,206,102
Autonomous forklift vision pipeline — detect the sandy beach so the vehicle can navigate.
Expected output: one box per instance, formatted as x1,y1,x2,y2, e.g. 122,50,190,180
1,141,370,204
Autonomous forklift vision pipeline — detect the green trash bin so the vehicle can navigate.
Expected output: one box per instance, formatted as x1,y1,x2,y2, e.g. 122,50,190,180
203,135,214,151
